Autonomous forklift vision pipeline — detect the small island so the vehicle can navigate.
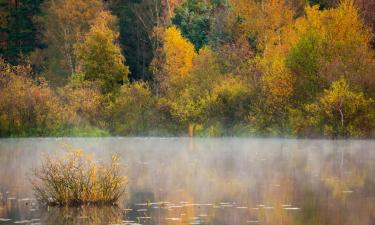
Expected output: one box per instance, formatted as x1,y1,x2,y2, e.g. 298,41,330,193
31,150,126,206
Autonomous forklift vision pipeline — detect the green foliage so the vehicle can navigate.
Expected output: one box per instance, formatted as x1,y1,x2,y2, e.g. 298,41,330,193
172,0,227,49
0,0,44,64
207,75,252,130
76,11,129,93
159,47,220,133
106,82,158,135
286,31,325,103
291,78,375,137
60,126,110,137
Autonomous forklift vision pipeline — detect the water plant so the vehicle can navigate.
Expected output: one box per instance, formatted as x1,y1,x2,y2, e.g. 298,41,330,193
31,150,126,206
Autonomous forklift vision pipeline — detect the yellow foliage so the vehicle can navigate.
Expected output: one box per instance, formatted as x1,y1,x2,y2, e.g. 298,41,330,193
160,47,219,132
231,0,295,54
31,149,126,206
0,59,66,136
293,78,375,137
292,0,375,91
295,1,371,52
260,57,294,112
58,76,104,126
163,26,197,79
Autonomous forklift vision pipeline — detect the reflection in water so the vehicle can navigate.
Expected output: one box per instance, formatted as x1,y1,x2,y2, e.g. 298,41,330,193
0,138,374,225
42,206,123,225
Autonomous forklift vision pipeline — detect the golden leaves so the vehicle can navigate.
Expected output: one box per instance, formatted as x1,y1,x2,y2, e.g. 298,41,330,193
164,26,197,79
31,149,126,206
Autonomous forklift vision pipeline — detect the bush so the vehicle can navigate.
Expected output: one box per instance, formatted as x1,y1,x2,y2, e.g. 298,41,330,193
290,78,375,137
106,81,158,135
31,150,126,206
0,59,66,136
58,74,106,128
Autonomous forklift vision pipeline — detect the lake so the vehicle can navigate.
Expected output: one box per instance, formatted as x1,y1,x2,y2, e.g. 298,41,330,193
0,138,374,225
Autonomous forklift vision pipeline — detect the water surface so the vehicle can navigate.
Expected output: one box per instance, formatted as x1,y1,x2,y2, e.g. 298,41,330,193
0,138,374,225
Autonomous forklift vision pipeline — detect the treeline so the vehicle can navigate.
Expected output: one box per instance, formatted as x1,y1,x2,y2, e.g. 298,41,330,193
0,0,374,137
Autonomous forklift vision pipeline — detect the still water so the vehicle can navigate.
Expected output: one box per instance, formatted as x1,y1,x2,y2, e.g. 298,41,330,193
0,138,374,225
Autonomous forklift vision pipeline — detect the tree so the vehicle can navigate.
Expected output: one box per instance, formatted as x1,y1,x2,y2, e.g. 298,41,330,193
108,0,187,80
0,0,44,64
158,47,219,135
292,78,375,137
152,25,196,91
172,0,227,49
353,0,375,47
291,1,375,97
0,58,65,136
109,0,159,81
247,55,294,135
230,0,295,54
76,11,129,93
32,0,103,83
286,31,325,103
106,81,158,135
207,75,252,132
58,73,105,129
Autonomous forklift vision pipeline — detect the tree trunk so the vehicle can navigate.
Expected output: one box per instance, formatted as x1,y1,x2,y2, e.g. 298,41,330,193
188,123,194,137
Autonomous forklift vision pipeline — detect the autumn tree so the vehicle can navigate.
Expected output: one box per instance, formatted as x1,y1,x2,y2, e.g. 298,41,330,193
58,73,105,130
288,0,375,100
230,0,295,54
0,59,65,136
106,81,158,135
291,78,375,137
32,0,103,83
152,26,197,91
228,0,296,134
76,11,129,93
157,47,220,135
108,0,186,80
207,75,253,134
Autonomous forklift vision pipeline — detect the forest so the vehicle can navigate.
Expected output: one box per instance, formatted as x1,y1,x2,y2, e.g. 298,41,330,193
0,0,374,137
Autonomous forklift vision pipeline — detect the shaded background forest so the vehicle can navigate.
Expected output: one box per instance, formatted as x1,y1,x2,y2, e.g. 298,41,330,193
0,0,374,137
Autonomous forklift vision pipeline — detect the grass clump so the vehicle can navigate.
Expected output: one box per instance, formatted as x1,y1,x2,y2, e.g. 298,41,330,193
31,150,126,206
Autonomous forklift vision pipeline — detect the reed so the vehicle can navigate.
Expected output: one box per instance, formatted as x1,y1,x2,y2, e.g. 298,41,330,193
31,150,126,206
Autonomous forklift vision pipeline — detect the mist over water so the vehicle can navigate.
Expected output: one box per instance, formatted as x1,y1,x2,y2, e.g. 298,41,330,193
0,138,374,225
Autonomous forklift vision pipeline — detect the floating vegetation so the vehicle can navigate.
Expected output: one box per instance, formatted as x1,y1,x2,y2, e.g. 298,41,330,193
165,217,181,221
14,220,31,224
283,207,301,210
136,209,147,212
31,150,126,206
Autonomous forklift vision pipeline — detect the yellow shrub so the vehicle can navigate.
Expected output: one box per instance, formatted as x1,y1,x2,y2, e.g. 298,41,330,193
31,150,126,206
